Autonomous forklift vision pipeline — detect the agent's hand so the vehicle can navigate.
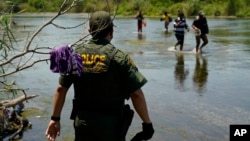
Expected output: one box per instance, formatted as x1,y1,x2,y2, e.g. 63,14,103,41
45,120,61,141
131,123,154,141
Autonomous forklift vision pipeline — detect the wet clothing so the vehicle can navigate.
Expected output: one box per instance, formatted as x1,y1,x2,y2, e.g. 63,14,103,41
174,18,188,44
174,19,188,35
59,38,147,141
161,14,172,29
162,14,171,23
175,34,184,45
192,16,209,52
192,17,209,35
136,14,144,32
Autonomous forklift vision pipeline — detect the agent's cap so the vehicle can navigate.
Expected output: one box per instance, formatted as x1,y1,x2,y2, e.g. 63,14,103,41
89,11,113,31
199,10,205,15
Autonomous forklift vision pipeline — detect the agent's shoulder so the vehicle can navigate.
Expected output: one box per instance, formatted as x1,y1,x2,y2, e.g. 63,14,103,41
114,48,127,56
113,48,131,62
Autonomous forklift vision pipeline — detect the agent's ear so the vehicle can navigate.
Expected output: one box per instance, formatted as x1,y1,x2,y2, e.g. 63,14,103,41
109,27,114,35
111,28,114,34
109,29,113,37
107,28,114,40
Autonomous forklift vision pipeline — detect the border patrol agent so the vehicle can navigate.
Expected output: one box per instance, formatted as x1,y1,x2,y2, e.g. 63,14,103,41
45,11,154,141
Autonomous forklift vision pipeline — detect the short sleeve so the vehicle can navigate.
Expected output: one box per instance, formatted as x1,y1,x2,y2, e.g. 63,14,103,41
114,50,147,93
59,74,74,88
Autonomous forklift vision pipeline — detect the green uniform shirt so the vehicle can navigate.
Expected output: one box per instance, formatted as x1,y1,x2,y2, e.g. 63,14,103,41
59,39,147,100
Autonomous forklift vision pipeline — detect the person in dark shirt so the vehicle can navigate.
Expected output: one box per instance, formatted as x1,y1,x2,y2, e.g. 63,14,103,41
136,11,146,32
192,11,209,53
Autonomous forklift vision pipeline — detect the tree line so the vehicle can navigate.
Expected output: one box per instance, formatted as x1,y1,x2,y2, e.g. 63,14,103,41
0,0,250,17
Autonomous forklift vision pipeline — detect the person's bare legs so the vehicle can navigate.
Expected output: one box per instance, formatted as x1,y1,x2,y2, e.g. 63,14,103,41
165,22,169,32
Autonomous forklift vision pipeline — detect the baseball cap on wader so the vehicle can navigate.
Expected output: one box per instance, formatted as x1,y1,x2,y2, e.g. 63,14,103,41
199,10,205,15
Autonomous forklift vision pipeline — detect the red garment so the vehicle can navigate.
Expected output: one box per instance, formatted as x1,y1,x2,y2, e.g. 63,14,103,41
138,23,142,31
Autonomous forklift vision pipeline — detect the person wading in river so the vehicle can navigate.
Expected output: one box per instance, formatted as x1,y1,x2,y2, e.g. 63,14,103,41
192,10,209,53
136,11,146,33
160,11,172,32
173,12,190,51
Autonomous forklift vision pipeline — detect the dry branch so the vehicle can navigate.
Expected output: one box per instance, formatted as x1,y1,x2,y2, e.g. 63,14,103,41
0,94,38,140
0,94,38,108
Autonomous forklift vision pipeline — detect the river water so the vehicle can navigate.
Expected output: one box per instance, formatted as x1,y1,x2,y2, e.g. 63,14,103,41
4,14,250,141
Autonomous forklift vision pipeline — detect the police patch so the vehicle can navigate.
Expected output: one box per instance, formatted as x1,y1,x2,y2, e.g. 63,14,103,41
81,53,109,73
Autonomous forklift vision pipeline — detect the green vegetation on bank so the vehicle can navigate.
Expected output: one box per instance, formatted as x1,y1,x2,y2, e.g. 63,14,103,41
0,0,250,17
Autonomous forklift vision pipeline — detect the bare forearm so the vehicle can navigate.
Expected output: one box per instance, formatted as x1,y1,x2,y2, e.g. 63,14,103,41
52,85,68,117
131,89,152,123
192,25,198,30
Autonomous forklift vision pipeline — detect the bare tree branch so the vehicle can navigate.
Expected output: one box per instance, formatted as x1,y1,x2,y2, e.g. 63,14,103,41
0,1,121,139
0,0,82,77
51,22,85,29
0,58,49,77
0,94,38,108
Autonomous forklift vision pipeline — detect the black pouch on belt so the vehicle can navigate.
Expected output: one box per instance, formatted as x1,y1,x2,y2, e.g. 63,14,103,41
120,104,134,138
70,99,79,120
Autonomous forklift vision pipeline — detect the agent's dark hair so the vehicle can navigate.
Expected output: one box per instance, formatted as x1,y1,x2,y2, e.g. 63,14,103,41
199,14,204,19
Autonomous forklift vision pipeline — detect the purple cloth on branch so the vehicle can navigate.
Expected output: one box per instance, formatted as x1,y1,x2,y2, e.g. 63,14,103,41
50,45,82,77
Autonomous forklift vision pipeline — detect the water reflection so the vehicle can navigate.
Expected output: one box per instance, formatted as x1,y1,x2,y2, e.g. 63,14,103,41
162,30,173,38
137,32,146,40
174,53,189,91
192,55,208,94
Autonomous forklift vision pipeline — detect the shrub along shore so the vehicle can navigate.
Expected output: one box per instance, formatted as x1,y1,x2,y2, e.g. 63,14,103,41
1,0,250,17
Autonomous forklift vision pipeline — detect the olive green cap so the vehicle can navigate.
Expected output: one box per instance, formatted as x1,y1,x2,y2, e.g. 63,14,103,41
89,11,113,31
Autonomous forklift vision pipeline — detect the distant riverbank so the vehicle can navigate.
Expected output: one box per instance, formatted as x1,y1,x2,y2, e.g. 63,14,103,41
12,12,250,21
1,0,250,17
